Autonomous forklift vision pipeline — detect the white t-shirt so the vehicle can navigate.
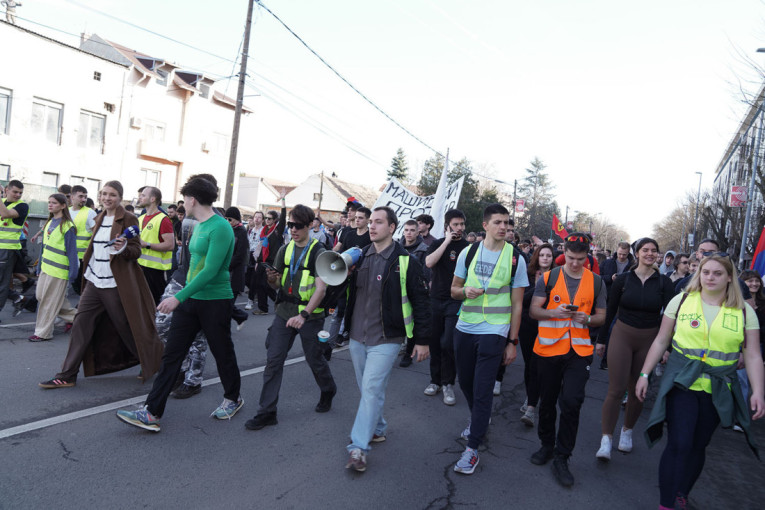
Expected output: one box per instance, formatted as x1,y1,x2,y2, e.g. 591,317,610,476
84,216,117,288
69,207,98,232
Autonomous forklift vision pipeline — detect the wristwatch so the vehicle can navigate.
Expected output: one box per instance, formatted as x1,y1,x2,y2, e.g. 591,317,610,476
507,338,519,346
300,310,310,319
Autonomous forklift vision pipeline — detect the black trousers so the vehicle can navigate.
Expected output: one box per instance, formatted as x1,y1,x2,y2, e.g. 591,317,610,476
518,324,540,407
141,266,167,306
536,348,592,458
145,298,241,417
429,298,459,386
253,264,276,312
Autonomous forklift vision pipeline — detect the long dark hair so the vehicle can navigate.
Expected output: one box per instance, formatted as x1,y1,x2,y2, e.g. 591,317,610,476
48,193,74,234
528,243,556,281
740,269,765,308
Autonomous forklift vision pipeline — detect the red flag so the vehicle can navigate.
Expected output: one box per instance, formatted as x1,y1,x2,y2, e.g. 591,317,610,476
552,214,569,239
751,226,765,276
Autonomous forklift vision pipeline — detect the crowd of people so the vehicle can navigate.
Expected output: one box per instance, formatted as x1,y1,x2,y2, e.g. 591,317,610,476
2,176,763,508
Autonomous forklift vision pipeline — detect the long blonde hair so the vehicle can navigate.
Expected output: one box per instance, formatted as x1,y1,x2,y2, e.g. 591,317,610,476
684,255,745,309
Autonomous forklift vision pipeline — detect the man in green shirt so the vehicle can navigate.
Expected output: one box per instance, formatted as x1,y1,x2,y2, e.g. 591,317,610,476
117,177,243,432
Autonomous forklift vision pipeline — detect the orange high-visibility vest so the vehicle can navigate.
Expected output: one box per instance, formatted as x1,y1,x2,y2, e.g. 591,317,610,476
534,267,596,357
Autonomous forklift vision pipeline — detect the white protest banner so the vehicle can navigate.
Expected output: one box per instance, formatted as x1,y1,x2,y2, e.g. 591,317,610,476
373,177,465,239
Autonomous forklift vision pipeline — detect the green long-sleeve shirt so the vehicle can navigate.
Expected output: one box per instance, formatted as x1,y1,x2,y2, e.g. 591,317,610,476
175,214,234,302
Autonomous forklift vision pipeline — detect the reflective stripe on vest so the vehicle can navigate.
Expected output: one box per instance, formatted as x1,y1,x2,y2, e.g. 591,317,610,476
0,200,25,250
671,291,745,393
41,219,73,280
138,212,172,270
281,239,324,315
72,207,93,258
399,255,414,338
459,242,514,325
534,267,595,357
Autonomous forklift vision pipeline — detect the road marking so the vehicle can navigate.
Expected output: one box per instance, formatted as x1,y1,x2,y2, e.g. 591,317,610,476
0,322,36,328
0,345,347,440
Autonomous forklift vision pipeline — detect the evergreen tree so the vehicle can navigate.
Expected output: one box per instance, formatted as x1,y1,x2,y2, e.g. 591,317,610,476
516,157,560,239
387,148,409,181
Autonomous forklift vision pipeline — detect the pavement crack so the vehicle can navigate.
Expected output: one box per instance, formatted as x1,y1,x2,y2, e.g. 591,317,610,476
58,439,79,462
425,461,458,510
192,425,209,436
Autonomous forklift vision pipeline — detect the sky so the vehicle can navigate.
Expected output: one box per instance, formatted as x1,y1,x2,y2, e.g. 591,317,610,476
14,0,765,238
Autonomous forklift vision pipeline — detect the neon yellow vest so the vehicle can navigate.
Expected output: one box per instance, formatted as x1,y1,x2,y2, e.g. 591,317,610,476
672,292,745,393
281,239,324,315
41,219,74,280
399,255,414,338
460,242,513,325
0,200,25,250
71,207,92,259
138,212,172,270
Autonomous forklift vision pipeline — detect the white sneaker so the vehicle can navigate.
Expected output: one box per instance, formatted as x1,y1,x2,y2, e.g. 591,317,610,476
596,435,612,461
245,300,253,310
443,384,456,406
494,381,502,396
460,419,471,440
617,428,633,453
519,397,527,412
520,408,535,428
424,383,441,396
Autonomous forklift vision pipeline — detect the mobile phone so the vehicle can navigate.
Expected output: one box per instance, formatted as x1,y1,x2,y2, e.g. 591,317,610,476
564,304,579,311
261,262,278,272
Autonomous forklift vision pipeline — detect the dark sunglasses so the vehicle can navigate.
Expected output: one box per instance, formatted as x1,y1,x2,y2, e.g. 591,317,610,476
565,234,590,243
265,216,276,221
287,221,307,230
702,251,729,258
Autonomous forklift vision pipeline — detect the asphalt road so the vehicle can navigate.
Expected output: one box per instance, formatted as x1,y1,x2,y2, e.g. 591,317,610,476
0,293,763,509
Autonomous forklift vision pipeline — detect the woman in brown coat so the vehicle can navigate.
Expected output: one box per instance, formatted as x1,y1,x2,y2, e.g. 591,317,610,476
39,181,163,388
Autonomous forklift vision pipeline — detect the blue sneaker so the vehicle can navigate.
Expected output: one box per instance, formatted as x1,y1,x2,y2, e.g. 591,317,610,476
211,397,244,420
454,447,479,474
116,406,160,432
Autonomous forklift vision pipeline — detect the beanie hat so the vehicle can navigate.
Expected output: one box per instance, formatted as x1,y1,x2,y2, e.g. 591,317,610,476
224,206,242,222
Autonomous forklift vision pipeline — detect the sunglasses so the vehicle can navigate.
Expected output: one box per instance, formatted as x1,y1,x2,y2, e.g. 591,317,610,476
287,221,307,230
702,251,729,258
565,235,590,243
265,216,276,221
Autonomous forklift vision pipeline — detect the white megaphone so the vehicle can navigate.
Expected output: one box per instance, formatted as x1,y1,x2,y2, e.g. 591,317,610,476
316,247,363,286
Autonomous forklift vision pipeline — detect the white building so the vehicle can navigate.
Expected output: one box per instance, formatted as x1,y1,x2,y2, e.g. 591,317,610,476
0,21,254,207
285,173,380,220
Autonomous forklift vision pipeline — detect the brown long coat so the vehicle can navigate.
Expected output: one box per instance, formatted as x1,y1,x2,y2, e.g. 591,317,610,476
80,205,164,380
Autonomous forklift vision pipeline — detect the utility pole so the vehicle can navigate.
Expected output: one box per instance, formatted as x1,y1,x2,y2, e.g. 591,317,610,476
318,170,325,211
738,105,764,270
691,171,703,249
511,179,517,222
223,0,255,209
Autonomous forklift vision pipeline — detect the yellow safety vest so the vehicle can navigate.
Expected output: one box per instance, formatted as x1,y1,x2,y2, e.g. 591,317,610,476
72,206,93,259
138,212,172,270
0,200,26,250
672,292,745,393
41,219,74,280
281,239,324,315
460,242,514,325
399,255,414,338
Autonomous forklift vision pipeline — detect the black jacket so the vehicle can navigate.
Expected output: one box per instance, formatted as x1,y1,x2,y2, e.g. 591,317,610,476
600,253,635,290
345,242,431,344
229,223,249,294
257,207,286,265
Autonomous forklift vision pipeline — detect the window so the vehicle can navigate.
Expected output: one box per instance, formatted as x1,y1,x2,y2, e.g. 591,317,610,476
93,71,102,81
77,110,106,152
42,172,59,188
31,98,63,144
0,87,10,135
140,169,160,187
70,176,100,193
0,164,9,180
213,132,228,153
143,121,166,142
70,175,85,185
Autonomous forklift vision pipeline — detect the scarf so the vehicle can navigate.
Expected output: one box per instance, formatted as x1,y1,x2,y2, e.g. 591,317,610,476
260,222,278,262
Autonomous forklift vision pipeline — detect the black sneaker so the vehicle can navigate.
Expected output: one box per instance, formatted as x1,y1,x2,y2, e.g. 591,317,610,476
245,412,278,430
530,445,554,465
399,355,413,368
171,383,201,399
315,388,336,413
552,455,574,487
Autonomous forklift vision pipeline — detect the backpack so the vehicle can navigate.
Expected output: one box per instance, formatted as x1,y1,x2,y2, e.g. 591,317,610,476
464,241,519,282
542,266,602,313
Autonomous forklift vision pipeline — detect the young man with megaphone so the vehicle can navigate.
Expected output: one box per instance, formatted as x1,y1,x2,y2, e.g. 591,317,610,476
245,204,338,431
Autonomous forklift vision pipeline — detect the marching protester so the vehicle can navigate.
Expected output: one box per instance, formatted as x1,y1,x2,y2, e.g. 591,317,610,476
450,203,528,474
398,218,430,368
529,233,606,487
343,206,430,473
136,186,175,304
594,237,674,461
117,176,243,431
424,209,469,405
416,214,437,246
674,239,753,305
246,205,337,431
334,206,371,252
28,194,78,342
637,254,764,510
69,185,97,294
225,206,249,330
39,181,163,389
737,269,765,403
0,180,29,320
252,195,287,315
516,243,556,427
658,251,675,275
668,252,690,283
246,210,264,310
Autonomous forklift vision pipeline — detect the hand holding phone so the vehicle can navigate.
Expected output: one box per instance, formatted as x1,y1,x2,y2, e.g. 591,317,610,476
564,304,579,311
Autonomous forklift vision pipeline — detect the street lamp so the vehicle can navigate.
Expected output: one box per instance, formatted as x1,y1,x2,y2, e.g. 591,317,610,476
691,171,703,249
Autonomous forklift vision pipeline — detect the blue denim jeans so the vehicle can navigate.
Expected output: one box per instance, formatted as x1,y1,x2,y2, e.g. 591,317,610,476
347,339,400,453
